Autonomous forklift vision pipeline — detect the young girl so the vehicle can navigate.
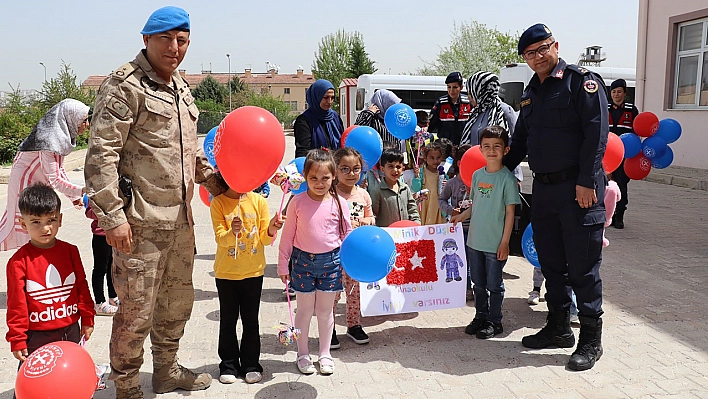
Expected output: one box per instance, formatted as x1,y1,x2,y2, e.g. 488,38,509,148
332,148,376,347
86,203,119,315
278,149,352,375
211,173,283,384
412,141,446,225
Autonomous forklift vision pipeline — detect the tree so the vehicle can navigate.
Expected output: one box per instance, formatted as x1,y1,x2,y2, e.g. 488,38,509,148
192,75,228,104
228,76,248,94
346,38,377,78
38,61,95,113
417,21,523,77
245,92,295,127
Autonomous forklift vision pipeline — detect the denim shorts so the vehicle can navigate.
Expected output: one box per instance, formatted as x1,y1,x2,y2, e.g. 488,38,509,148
290,247,343,293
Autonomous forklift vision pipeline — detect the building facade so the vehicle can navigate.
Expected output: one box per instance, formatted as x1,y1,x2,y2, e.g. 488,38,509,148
636,0,708,169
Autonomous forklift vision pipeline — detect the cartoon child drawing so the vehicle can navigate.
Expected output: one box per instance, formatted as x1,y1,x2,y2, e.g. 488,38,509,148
440,238,464,283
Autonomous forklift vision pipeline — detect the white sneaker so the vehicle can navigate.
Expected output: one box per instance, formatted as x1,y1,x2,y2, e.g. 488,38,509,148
219,374,237,384
527,291,540,305
244,371,262,384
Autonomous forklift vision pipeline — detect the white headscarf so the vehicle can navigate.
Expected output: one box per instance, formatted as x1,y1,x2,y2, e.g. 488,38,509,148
18,99,90,156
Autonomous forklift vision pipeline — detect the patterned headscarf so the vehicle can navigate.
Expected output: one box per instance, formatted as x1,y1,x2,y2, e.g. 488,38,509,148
461,72,508,145
370,89,401,119
18,99,90,156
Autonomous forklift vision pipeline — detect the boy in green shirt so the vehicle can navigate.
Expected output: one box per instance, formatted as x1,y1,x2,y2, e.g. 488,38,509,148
451,126,520,339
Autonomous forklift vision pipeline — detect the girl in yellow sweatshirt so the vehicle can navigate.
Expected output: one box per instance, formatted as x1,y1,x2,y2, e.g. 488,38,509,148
210,176,283,385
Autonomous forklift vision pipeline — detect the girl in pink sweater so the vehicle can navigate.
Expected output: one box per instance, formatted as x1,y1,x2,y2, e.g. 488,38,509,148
278,149,352,375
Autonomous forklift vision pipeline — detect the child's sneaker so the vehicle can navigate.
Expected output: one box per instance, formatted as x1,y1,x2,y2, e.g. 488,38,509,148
476,321,503,339
527,290,540,305
346,325,370,344
95,302,118,316
109,297,120,307
330,330,340,349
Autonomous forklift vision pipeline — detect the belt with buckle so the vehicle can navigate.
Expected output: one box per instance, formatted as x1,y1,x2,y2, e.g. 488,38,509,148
533,166,580,185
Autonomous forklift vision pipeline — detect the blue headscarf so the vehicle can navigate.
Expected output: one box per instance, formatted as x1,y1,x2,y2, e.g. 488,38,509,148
303,79,342,150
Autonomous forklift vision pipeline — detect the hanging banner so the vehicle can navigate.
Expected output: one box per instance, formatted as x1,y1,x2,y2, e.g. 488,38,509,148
360,223,467,316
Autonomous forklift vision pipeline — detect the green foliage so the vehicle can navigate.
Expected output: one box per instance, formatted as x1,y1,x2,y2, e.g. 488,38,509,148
38,61,95,114
228,76,248,94
245,92,296,128
192,75,229,104
0,87,38,164
347,38,377,79
417,21,523,77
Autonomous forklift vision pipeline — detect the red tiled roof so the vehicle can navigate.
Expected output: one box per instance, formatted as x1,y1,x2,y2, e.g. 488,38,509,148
340,78,358,88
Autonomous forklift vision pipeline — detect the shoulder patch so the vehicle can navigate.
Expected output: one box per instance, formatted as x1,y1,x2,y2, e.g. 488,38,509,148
583,80,599,94
105,95,131,120
520,99,531,107
111,62,137,81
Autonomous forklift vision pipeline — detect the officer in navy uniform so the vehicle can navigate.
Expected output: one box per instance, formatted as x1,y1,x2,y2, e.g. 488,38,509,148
608,78,638,229
504,24,608,371
428,71,472,145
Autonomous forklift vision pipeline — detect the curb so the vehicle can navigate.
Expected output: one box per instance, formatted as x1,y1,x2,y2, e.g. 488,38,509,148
645,172,708,191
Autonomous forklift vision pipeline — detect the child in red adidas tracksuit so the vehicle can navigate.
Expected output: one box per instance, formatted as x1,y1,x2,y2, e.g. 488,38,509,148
5,183,95,363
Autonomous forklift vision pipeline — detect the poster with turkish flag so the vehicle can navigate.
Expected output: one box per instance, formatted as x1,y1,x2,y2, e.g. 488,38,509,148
360,223,467,316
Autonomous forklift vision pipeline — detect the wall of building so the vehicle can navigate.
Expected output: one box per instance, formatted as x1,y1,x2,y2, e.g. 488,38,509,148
637,0,708,169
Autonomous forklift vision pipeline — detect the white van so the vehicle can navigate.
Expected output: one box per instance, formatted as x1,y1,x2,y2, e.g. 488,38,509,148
499,63,636,111
339,74,448,128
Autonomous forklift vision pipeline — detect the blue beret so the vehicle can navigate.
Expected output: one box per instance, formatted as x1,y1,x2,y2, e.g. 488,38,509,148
518,23,552,55
445,72,463,85
141,6,190,35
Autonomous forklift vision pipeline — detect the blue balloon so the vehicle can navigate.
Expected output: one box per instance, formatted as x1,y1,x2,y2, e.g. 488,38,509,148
619,133,642,158
521,223,540,268
83,194,89,209
203,126,218,166
384,103,417,140
654,118,682,144
287,157,308,195
340,226,396,283
345,126,383,170
651,146,674,169
642,135,668,160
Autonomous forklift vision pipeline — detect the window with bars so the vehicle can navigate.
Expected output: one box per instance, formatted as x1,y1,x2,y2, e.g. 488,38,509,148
674,18,708,108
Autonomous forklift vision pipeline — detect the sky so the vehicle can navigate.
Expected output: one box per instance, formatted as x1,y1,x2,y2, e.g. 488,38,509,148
0,0,639,92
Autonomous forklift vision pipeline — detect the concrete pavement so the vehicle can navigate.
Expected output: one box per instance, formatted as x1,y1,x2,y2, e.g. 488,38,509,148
0,136,707,398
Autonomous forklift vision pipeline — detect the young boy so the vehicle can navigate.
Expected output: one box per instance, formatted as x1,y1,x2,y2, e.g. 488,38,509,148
451,126,520,339
6,182,95,362
368,148,421,228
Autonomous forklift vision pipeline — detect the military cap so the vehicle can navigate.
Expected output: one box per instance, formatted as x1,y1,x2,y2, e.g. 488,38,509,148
445,71,463,85
518,23,553,55
141,6,190,35
610,79,627,91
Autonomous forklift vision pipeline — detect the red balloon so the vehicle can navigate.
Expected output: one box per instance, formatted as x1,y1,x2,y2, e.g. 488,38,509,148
633,112,660,137
624,153,652,180
389,220,421,228
341,125,358,148
214,106,286,193
199,185,211,206
16,341,98,399
603,133,624,173
458,145,486,187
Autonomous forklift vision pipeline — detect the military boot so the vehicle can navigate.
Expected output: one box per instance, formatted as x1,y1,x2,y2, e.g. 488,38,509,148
613,210,625,229
152,363,212,394
115,386,144,399
522,307,575,349
567,316,603,371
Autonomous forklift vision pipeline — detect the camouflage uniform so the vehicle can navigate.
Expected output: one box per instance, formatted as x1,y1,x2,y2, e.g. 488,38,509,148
84,50,226,391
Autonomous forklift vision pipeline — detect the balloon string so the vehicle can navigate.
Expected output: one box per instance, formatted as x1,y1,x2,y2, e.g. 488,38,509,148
285,279,295,327
271,181,290,246
79,335,86,347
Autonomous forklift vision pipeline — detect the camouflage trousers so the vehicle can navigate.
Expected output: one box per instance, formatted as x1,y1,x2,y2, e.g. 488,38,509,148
109,227,196,389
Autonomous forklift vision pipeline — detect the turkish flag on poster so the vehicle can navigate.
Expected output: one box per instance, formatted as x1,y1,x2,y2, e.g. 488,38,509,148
386,240,439,285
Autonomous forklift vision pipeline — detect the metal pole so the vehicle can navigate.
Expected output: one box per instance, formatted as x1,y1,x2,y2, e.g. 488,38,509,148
39,62,47,83
226,54,231,111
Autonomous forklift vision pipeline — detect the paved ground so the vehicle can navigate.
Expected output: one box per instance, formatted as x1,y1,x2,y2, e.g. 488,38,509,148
0,136,707,399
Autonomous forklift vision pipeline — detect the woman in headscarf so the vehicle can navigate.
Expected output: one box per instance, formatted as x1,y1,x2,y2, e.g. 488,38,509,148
461,71,522,180
0,99,90,251
294,79,344,158
354,89,401,149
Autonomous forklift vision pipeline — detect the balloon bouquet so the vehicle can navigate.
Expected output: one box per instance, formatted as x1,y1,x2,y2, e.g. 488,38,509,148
615,112,682,179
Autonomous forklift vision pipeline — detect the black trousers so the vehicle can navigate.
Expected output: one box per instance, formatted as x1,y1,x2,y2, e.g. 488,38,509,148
531,178,604,318
215,276,264,376
91,234,116,304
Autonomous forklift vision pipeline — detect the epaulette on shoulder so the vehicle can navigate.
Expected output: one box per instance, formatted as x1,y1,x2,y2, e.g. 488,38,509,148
110,62,138,81
566,64,592,76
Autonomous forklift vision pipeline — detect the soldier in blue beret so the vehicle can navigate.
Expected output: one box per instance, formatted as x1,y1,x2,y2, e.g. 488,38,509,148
504,23,609,371
428,71,472,145
85,6,226,398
